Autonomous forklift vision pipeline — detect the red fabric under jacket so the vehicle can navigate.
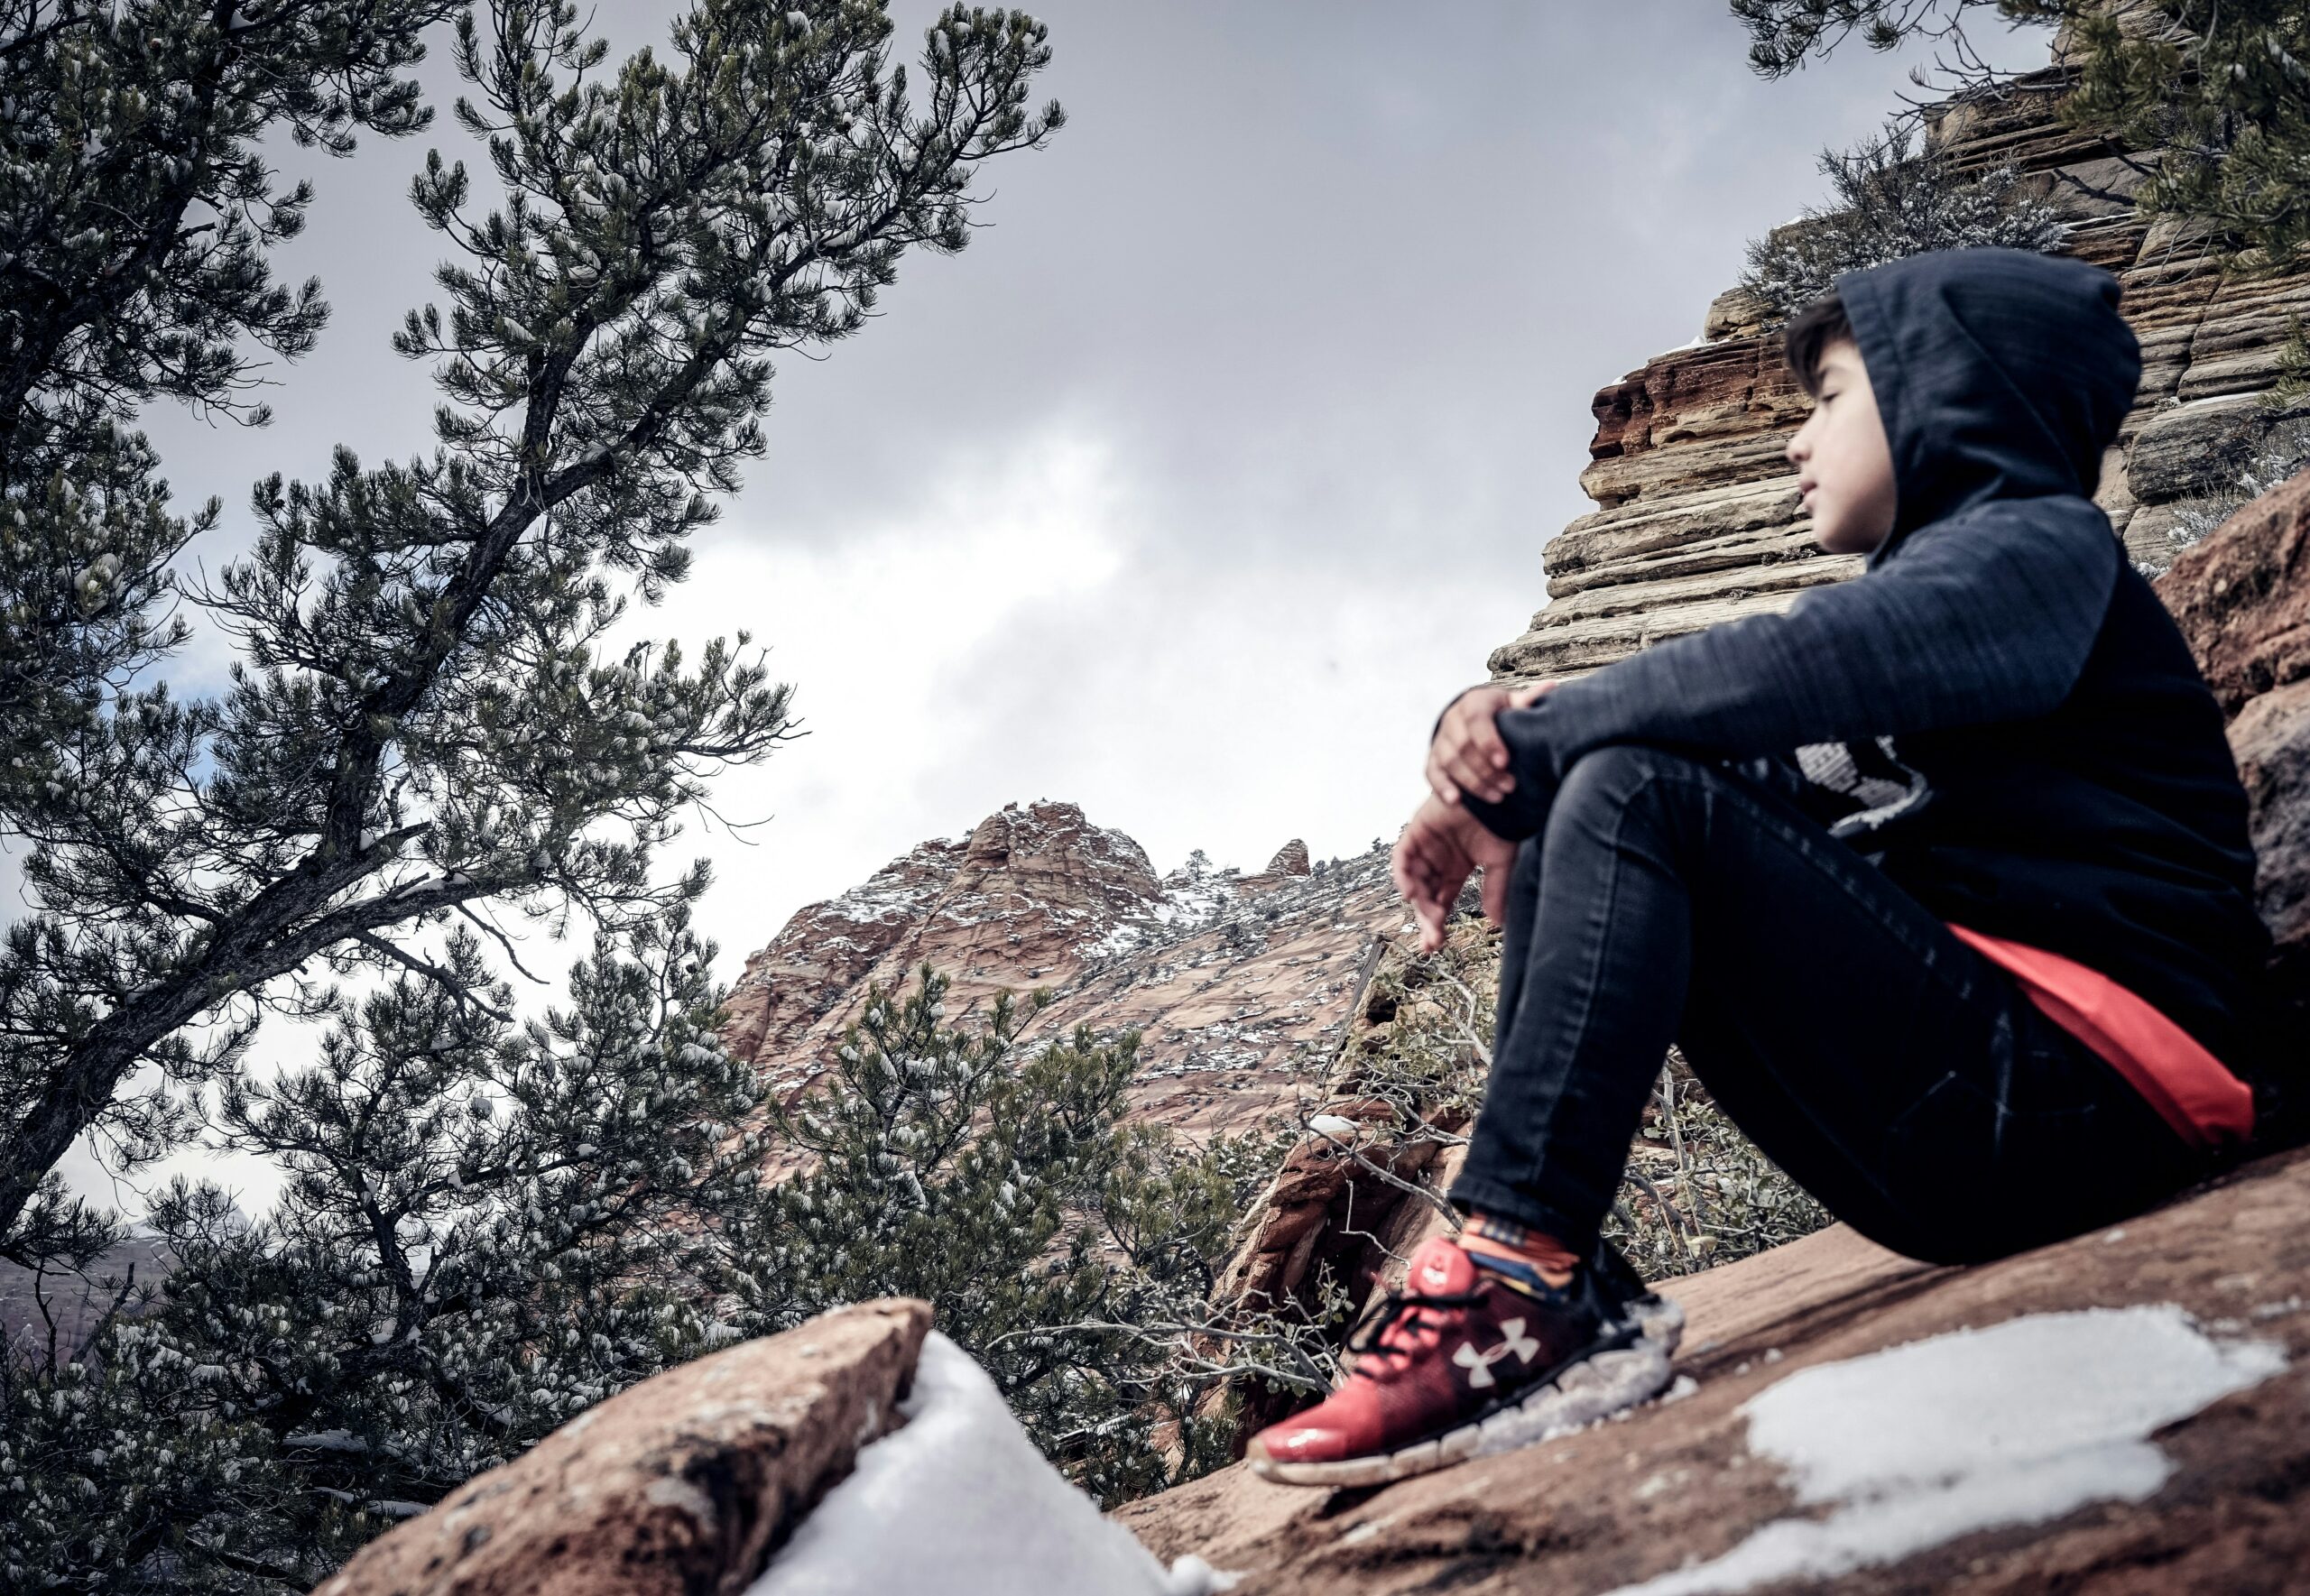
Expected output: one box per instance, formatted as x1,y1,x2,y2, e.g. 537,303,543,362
1947,925,2256,1151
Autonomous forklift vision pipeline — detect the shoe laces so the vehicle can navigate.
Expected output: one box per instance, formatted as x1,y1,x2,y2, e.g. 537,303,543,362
1344,1287,1486,1379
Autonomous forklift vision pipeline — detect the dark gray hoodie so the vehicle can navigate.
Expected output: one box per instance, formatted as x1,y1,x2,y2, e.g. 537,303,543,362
1464,246,2280,1112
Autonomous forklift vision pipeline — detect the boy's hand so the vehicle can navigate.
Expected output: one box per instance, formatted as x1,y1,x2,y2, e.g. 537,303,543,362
1427,680,1557,807
1392,794,1519,953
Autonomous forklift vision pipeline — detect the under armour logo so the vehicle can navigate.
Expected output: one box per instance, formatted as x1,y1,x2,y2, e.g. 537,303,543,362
1453,1318,1540,1389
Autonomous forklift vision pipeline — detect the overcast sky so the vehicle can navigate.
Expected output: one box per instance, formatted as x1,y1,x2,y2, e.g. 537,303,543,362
50,3,2053,1209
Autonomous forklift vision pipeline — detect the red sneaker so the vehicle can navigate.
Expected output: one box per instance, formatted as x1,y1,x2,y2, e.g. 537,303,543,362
1244,1235,1682,1487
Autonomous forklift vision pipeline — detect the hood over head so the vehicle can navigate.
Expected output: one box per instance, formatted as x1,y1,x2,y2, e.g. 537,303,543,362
1833,246,2139,560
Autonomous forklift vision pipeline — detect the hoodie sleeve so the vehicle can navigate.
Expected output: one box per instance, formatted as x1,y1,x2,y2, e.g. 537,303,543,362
1460,498,2121,841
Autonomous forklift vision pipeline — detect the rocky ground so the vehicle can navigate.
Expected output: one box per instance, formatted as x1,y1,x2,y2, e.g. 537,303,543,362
336,1146,2310,1596
1119,1146,2310,1596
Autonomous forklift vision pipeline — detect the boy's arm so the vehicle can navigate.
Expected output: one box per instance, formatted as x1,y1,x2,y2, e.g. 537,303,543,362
1458,499,2121,841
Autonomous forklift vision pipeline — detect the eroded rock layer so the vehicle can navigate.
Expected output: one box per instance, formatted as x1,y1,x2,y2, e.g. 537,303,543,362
319,1300,932,1596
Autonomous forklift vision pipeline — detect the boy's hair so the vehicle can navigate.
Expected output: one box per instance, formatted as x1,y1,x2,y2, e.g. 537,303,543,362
1782,292,1853,399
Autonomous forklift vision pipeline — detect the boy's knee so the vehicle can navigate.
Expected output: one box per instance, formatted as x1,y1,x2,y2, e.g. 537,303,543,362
1553,744,1711,824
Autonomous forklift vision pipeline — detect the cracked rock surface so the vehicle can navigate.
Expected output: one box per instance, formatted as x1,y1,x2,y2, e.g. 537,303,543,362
314,1300,931,1596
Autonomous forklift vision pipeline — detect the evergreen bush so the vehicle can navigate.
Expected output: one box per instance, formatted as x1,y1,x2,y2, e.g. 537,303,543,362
1739,121,2069,321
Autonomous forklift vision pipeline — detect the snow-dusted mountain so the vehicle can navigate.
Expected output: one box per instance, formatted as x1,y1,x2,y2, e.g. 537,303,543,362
719,800,1409,1140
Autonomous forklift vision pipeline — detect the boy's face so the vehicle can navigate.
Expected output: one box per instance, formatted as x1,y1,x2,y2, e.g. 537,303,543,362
1786,337,1897,555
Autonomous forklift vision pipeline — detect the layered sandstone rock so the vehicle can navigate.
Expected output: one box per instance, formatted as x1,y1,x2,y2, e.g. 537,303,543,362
721,803,1411,1142
316,1299,930,1596
1122,1147,2310,1595
1488,68,2310,684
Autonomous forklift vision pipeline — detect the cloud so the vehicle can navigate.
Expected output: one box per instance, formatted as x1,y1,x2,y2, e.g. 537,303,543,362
650,421,1135,972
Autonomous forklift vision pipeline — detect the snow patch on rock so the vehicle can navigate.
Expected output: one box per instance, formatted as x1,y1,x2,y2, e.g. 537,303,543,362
1607,1305,2285,1596
749,1332,1234,1596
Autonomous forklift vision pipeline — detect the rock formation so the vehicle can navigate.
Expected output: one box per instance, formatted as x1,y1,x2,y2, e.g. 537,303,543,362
316,1299,930,1596
2232,682,2310,980
1488,65,2310,685
721,802,1412,1142
719,800,1164,1070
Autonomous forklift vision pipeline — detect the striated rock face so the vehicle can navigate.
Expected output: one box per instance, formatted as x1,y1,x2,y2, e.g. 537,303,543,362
1122,1147,2310,1595
1242,838,1312,891
721,803,1412,1142
1488,67,2310,684
316,1300,931,1596
1030,853,1403,1142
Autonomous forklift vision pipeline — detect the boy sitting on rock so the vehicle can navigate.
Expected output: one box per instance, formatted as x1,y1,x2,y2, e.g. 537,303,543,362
1248,246,2295,1486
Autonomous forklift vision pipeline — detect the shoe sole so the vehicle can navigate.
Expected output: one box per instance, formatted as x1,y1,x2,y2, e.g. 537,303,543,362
1249,1291,1686,1489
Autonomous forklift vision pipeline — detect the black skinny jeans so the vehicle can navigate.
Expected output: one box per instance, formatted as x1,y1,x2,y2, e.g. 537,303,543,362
1448,744,2211,1268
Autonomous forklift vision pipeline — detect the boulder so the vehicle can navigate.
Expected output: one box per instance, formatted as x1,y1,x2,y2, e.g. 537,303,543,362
1262,839,1312,879
313,1299,931,1596
1239,839,1315,894
2156,466,2310,715
719,800,1167,1068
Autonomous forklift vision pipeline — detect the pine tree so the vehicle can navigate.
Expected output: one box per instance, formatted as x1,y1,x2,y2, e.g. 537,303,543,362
1732,1,2310,276
0,0,1062,1278
0,1319,310,1592
2,908,775,1589
725,967,1283,1505
2059,1,2310,273
0,0,462,835
1739,119,2070,319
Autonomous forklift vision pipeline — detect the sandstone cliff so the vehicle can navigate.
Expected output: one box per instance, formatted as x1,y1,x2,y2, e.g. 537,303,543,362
1489,65,2310,684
